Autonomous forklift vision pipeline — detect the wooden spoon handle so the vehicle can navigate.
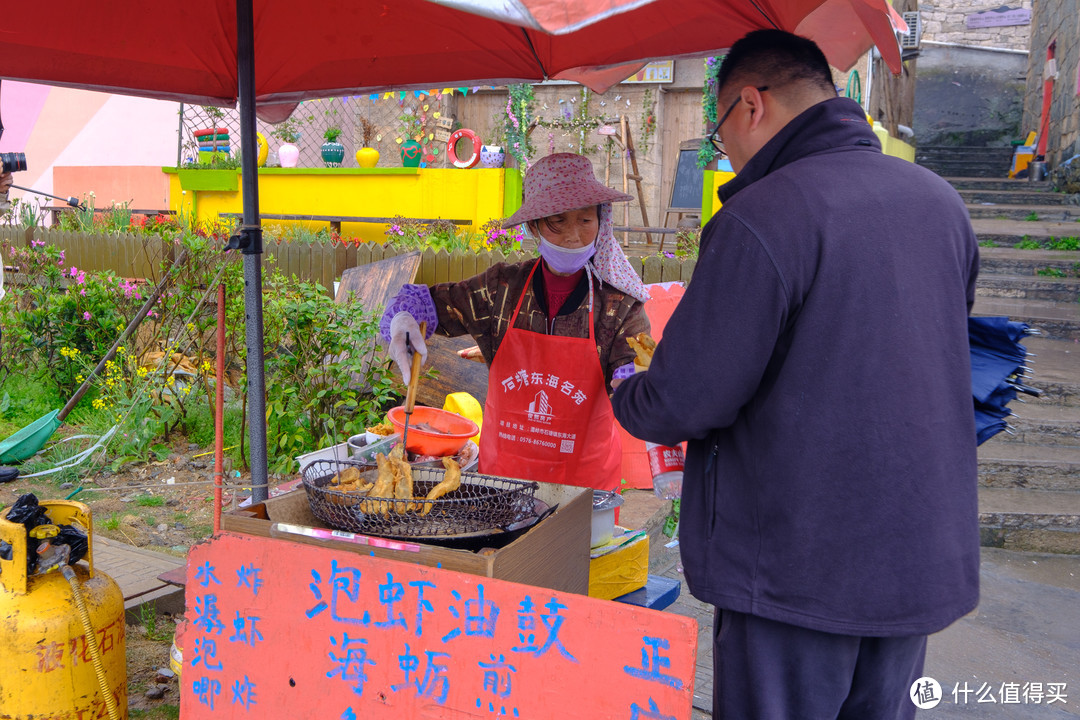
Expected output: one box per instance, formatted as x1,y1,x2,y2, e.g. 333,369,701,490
404,321,427,413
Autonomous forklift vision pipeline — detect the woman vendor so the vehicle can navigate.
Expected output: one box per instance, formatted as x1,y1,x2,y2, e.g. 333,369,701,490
381,153,650,492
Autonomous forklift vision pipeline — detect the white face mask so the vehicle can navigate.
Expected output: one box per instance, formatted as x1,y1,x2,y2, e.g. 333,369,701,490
538,237,596,274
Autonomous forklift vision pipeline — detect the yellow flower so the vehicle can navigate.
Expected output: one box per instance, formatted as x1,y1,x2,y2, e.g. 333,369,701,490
187,323,195,332
183,386,192,396
202,360,214,374
117,346,126,355
75,375,85,383
166,375,176,386
137,366,149,378
92,398,105,410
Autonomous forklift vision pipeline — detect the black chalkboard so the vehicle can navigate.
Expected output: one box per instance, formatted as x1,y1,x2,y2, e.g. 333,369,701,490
668,147,704,211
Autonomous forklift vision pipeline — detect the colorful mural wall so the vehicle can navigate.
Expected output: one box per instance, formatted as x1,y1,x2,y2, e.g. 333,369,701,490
0,80,180,209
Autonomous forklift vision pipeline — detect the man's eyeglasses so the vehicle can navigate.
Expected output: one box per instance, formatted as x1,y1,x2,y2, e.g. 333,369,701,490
706,86,769,155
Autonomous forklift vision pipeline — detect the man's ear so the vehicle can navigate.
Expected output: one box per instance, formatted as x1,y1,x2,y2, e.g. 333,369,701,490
741,86,767,132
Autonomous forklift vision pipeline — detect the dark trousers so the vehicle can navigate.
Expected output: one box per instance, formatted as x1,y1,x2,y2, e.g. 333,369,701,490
713,609,927,720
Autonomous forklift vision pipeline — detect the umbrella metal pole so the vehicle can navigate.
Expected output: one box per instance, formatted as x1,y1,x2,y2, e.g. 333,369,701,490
236,0,269,503
214,283,225,533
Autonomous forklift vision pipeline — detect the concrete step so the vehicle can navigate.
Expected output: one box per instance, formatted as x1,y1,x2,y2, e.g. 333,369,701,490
976,274,1080,303
922,161,1013,178
959,189,1070,206
972,297,1080,341
917,146,1016,160
967,204,1080,221
1018,336,1080,406
979,487,1080,554
917,148,1015,178
979,444,1080,491
945,177,1052,192
971,218,1080,248
978,247,1080,276
982,400,1080,446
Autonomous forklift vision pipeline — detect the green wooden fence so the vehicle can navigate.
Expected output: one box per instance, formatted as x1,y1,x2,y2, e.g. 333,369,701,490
1,228,696,290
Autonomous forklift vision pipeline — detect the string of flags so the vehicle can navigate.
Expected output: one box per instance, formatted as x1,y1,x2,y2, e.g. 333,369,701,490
298,88,490,106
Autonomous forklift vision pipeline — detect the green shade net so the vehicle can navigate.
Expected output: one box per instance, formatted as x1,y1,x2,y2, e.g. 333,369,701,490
0,409,62,464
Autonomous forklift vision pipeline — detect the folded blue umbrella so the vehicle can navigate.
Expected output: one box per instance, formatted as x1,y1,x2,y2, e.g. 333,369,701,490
969,316,1039,445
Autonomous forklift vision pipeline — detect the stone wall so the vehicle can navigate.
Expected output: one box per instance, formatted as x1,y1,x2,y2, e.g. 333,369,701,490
913,45,1026,146
920,0,1032,50
1022,1,1080,167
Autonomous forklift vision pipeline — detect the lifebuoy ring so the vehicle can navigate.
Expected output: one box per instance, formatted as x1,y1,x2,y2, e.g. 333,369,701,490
447,129,481,169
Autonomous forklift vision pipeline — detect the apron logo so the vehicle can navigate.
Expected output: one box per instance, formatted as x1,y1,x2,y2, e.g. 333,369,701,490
528,390,554,423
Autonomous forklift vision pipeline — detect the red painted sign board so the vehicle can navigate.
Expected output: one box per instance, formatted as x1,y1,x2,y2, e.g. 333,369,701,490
965,7,1031,28
179,532,698,719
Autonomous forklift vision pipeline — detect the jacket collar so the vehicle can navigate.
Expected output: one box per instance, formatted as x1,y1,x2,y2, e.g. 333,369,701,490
717,97,880,204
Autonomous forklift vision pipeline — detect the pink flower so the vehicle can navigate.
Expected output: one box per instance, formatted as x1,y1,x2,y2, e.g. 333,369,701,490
79,289,87,296
83,311,92,320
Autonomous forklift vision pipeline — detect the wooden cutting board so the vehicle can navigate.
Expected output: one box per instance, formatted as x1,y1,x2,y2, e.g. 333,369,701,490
335,252,489,407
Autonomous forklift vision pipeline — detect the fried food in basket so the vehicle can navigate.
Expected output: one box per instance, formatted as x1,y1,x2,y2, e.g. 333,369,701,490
331,466,361,486
626,332,657,369
420,457,463,516
360,453,398,515
366,420,395,436
350,447,463,517
327,466,374,501
393,452,415,514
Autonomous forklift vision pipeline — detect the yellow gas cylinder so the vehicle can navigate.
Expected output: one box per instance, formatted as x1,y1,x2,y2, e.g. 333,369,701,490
0,500,127,719
443,391,483,444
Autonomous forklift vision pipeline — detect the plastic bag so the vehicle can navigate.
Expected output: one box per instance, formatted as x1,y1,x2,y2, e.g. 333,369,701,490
54,525,88,565
6,493,49,528
4,493,88,571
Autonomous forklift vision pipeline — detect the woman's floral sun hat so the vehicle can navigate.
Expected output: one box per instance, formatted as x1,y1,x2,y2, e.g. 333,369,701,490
502,153,633,229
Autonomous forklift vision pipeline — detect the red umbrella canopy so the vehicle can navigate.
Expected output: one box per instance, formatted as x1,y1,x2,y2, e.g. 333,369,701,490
4,0,902,116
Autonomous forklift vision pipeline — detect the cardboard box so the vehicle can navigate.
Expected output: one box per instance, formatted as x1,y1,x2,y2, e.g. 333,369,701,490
222,481,591,594
588,530,649,601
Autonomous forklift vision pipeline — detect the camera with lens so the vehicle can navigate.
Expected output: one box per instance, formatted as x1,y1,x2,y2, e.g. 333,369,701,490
1,152,27,173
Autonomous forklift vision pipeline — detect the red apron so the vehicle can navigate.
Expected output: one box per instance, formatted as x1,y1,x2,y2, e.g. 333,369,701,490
478,263,622,491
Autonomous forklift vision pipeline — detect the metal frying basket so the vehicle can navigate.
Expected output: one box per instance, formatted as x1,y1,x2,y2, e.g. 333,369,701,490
301,459,539,539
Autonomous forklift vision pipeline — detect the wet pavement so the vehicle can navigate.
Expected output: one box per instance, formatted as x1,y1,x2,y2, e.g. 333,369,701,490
653,545,1080,718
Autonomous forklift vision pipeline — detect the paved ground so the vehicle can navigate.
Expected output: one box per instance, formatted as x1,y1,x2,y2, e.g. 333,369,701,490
93,534,185,621
651,542,1080,719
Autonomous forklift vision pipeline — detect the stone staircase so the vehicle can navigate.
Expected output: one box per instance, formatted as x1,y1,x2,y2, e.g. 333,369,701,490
916,146,1016,178
925,155,1080,555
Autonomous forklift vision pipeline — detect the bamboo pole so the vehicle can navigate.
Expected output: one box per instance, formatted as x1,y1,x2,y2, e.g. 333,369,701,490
620,115,630,247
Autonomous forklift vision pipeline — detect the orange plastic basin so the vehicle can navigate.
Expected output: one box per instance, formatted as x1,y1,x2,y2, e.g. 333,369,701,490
388,405,479,456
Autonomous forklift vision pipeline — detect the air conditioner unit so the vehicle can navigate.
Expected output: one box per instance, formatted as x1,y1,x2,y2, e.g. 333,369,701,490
899,11,922,50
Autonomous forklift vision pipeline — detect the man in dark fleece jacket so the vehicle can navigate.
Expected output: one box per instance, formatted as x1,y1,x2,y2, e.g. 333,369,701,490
612,30,980,720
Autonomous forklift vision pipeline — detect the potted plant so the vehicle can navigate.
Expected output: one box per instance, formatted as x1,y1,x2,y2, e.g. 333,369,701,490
355,116,379,168
321,126,345,167
271,119,301,168
195,105,230,164
480,114,506,168
397,111,424,168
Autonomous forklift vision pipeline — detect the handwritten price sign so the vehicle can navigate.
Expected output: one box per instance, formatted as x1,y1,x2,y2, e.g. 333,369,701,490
180,532,697,719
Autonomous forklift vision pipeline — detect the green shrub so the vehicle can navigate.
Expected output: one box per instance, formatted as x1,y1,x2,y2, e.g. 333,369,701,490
262,274,398,473
1047,236,1079,251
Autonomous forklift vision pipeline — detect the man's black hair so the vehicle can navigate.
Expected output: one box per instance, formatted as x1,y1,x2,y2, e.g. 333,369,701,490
715,29,835,99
